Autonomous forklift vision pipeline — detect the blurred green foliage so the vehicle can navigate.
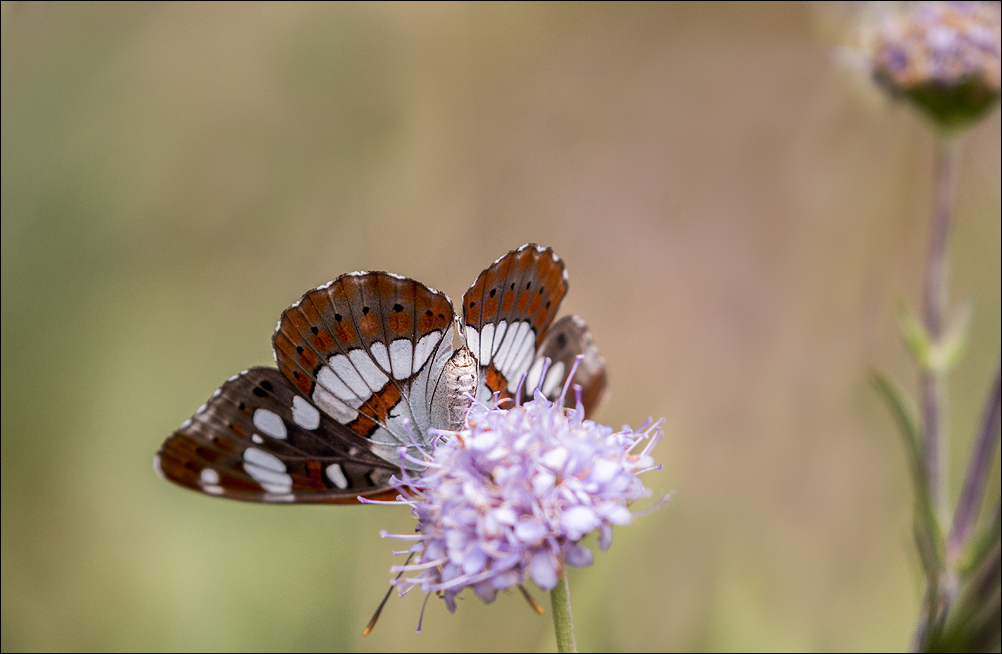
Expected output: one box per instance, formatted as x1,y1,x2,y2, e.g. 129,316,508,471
2,3,999,651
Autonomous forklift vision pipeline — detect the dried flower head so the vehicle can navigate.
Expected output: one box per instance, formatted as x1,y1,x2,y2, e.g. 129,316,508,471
376,383,664,618
872,1,1001,127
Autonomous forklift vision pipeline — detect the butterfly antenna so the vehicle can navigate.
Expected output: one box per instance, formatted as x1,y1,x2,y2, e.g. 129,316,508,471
363,552,415,636
518,584,545,615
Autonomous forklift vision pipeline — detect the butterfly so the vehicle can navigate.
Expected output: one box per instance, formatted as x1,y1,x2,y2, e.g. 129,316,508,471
155,244,607,504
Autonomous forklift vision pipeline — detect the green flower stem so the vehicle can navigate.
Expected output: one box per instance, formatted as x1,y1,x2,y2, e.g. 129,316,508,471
922,134,959,525
550,571,578,653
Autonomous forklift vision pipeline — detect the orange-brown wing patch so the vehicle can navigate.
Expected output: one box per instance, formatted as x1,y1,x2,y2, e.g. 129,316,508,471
347,382,402,437
484,363,509,398
417,285,452,332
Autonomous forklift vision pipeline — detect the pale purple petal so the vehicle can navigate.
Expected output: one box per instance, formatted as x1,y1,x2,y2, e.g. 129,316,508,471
561,506,600,541
514,518,547,544
566,545,594,568
590,458,621,483
599,524,614,551
530,550,558,590
474,580,498,603
604,504,633,526
462,547,488,575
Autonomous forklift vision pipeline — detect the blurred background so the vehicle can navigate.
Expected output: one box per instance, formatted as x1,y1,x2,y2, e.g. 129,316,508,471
2,2,999,651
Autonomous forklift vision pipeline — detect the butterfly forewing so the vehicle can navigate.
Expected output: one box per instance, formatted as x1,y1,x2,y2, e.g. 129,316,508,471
155,367,400,503
272,272,455,465
462,244,569,406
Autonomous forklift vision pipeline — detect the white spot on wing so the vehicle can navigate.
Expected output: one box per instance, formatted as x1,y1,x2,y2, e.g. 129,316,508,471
243,448,293,494
506,327,537,391
349,348,390,390
252,434,264,444
292,396,320,430
245,448,285,472
325,463,349,489
412,331,442,374
480,323,495,364
369,341,391,371
541,361,566,397
492,321,507,356
493,320,520,374
312,385,359,423
465,326,480,365
525,357,545,394
331,354,371,398
253,408,287,440
498,322,530,377
200,468,220,485
389,339,413,380
153,455,164,478
317,366,358,405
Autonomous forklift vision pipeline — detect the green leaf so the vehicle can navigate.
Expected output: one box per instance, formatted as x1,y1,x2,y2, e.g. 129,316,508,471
931,302,972,373
873,371,923,478
914,499,946,592
897,303,935,369
872,371,944,582
896,301,973,373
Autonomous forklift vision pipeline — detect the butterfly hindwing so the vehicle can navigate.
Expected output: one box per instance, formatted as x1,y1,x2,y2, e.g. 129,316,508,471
462,244,568,405
522,315,607,417
155,367,400,503
272,272,455,464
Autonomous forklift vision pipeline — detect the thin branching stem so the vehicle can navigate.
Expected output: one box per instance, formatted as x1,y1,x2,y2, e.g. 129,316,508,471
922,134,959,525
949,360,1002,559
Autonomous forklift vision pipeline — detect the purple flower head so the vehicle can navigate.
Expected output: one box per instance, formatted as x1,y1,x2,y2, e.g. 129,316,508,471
873,1,1001,91
378,384,664,616
870,1,1001,126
